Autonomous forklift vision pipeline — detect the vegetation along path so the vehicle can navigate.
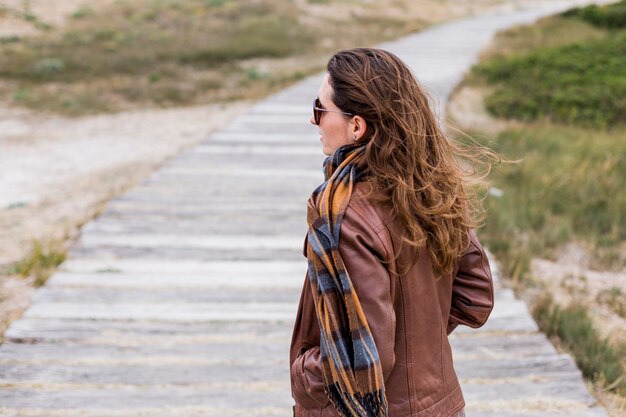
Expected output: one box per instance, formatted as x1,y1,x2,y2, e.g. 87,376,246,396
0,1,613,416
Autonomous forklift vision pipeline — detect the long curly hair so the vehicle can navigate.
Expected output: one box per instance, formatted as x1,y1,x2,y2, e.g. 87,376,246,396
327,48,497,277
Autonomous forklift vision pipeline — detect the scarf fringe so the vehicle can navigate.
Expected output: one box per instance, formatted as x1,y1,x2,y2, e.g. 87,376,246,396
326,382,388,417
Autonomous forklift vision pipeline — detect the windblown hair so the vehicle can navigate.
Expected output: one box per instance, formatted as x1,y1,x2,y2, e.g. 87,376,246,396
327,48,497,277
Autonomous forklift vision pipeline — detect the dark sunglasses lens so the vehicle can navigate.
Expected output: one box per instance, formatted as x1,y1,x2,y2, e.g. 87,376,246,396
313,99,321,124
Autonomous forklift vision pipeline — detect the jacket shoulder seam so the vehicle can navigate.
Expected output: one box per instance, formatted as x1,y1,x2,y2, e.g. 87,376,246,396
345,201,390,260
347,198,386,233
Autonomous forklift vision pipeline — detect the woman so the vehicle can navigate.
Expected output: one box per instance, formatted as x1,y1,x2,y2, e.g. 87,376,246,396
289,48,495,417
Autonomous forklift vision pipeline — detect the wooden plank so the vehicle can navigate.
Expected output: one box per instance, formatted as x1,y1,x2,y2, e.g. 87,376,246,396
81,218,308,238
244,103,310,114
0,341,288,363
0,362,289,385
136,173,321,187
0,384,292,415
4,319,292,344
58,259,306,274
450,333,557,358
454,354,582,379
167,150,325,169
102,200,305,213
67,245,305,261
230,114,311,124
109,194,307,205
0,399,291,417
150,167,322,179
452,299,539,333
113,180,319,198
46,272,304,290
23,301,298,322
193,144,321,155
33,287,301,303
0,351,286,367
461,377,596,403
452,315,538,334
206,132,315,144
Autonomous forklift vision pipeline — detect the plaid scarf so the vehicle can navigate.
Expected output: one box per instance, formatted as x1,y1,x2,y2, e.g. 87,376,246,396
306,143,389,417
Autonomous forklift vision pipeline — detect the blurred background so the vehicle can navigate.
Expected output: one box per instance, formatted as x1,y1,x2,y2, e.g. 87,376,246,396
0,0,624,415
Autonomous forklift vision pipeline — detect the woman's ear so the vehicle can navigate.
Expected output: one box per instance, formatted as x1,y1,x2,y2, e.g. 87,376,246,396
352,116,367,141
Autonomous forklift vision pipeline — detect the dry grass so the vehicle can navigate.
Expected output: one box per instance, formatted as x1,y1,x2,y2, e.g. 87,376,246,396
596,287,626,318
9,239,66,287
532,294,626,396
0,0,508,116
475,14,608,61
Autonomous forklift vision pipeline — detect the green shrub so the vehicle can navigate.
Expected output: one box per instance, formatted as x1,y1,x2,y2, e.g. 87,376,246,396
473,32,626,129
561,0,626,29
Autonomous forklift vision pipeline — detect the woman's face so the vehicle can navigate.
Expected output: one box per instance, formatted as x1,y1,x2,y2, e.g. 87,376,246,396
311,74,354,156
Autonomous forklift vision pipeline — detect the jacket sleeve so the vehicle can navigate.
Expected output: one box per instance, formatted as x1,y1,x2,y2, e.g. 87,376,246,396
290,205,396,409
447,229,494,335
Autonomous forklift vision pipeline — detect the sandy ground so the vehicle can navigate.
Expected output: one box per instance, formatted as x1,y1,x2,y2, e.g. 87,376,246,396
0,100,251,336
0,0,118,34
532,252,626,345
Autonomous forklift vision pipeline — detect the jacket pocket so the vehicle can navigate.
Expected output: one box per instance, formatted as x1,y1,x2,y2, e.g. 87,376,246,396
290,345,332,410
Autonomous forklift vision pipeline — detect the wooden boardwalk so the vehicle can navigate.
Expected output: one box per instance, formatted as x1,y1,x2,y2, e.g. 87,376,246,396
0,3,610,416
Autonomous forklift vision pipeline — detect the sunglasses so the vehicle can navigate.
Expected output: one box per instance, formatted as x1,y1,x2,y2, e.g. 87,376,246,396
313,98,354,125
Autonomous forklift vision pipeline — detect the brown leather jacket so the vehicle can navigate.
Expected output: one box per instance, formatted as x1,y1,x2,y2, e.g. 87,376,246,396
290,182,494,417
